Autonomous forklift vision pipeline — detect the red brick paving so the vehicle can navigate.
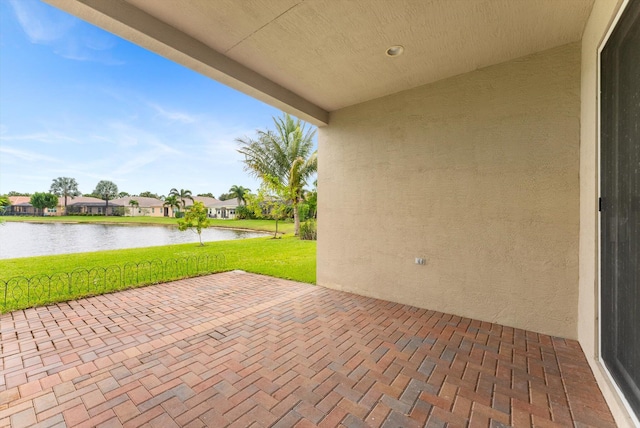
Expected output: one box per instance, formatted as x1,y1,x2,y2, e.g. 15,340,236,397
0,271,616,427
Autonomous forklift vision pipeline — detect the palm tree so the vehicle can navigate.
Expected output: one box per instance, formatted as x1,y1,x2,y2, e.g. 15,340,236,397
50,177,80,215
93,180,118,216
129,199,139,216
169,188,194,210
228,185,251,205
163,195,181,217
237,113,317,235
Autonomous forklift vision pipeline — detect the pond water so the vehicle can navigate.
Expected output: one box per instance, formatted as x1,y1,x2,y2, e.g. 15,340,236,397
0,222,266,259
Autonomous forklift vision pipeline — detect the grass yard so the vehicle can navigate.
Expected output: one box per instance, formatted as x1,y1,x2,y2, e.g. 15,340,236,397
2,216,295,235
0,235,315,313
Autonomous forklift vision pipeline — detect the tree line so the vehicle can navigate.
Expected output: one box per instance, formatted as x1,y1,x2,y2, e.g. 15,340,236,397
1,180,254,216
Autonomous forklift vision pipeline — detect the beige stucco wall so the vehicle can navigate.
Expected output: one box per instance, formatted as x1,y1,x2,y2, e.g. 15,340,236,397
318,43,581,339
579,0,637,426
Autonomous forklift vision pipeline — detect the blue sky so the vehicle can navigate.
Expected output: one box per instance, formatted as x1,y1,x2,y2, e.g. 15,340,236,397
0,0,312,198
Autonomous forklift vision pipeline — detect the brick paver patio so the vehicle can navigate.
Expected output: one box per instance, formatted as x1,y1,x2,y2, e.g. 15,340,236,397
0,271,616,427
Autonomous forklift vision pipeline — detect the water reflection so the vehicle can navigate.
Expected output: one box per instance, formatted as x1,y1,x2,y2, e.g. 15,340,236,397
0,222,266,259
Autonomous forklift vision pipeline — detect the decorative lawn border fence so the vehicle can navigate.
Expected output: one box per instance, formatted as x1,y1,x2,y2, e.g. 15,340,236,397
1,254,226,313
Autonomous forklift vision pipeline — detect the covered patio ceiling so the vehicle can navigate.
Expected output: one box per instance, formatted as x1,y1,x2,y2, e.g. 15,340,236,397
44,0,595,126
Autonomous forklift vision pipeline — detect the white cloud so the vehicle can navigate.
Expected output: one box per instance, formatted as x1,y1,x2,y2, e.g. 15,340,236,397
149,103,197,124
0,146,60,163
79,121,184,178
202,138,243,166
112,154,161,176
111,141,182,176
8,0,124,65
186,121,254,164
9,0,74,43
47,167,105,181
0,131,81,144
106,121,184,151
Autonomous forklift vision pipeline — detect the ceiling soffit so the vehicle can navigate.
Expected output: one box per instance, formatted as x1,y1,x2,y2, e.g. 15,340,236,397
44,0,595,125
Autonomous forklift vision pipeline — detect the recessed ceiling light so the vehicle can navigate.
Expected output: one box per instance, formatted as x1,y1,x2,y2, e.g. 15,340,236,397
385,45,404,57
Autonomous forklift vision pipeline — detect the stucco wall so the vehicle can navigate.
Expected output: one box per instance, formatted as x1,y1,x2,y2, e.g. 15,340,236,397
579,0,637,426
318,43,581,339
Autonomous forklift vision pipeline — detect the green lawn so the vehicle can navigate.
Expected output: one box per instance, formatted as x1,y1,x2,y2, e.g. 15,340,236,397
3,216,295,235
0,235,315,313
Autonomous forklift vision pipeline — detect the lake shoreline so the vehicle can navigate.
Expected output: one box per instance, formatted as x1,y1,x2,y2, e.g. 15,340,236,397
0,221,268,260
1,216,289,235
2,218,271,235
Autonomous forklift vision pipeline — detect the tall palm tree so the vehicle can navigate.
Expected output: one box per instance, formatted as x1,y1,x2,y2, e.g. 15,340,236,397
93,180,118,216
237,113,317,235
50,177,80,215
228,185,251,206
169,188,193,210
163,195,181,217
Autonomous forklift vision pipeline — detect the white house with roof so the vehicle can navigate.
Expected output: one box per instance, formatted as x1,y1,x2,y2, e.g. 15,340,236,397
110,196,170,217
183,196,240,219
183,196,241,219
206,199,240,219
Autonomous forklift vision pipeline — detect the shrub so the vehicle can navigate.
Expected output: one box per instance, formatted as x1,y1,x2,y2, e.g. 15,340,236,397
299,219,317,241
235,204,256,220
298,203,310,222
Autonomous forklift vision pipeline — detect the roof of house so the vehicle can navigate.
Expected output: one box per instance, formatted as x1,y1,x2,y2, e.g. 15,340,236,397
186,196,220,206
73,203,120,207
67,196,109,205
207,200,240,209
8,196,31,205
111,196,165,207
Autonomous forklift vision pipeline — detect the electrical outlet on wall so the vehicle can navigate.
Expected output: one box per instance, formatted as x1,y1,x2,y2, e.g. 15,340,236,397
415,258,426,265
